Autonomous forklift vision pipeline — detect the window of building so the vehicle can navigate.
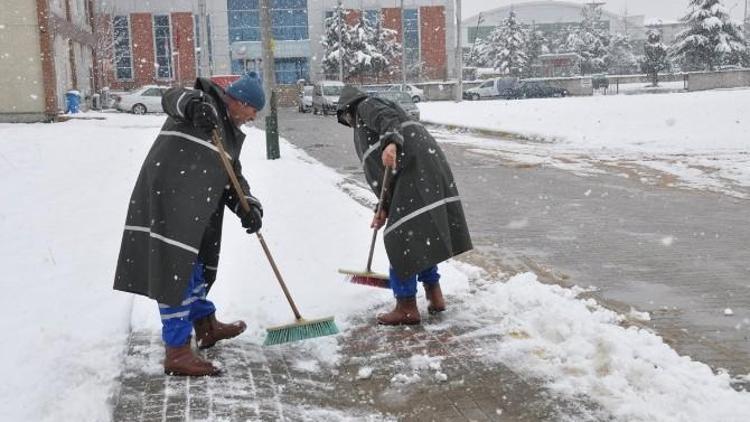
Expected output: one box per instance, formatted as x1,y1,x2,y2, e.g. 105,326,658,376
153,15,173,79
274,57,309,84
113,15,133,80
364,9,380,27
227,0,308,42
230,56,309,85
403,9,420,74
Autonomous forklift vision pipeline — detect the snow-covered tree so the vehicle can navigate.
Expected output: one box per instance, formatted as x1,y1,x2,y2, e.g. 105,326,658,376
670,0,748,70
525,29,548,77
465,37,489,67
320,4,354,80
369,16,401,81
566,4,610,74
484,11,528,77
606,34,639,74
641,29,671,86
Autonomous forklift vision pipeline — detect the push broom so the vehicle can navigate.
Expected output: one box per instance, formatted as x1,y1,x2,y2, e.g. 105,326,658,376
337,169,392,289
211,129,338,346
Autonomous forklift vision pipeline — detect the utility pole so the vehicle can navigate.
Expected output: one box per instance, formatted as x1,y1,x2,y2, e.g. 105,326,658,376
401,0,406,89
745,0,748,40
260,0,279,159
198,0,210,77
455,0,462,101
338,1,344,82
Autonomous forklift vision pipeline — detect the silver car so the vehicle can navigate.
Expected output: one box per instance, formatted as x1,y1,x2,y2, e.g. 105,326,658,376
372,91,420,121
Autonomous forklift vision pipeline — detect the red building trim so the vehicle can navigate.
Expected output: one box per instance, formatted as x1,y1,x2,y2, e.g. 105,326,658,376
130,13,155,87
420,6,446,80
171,12,196,87
36,0,58,117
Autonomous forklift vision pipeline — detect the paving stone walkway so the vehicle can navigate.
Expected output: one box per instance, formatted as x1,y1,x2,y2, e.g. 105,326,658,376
113,295,608,422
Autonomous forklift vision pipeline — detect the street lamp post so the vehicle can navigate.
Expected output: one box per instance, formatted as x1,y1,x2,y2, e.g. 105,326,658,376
260,0,279,159
401,0,407,89
455,0,462,101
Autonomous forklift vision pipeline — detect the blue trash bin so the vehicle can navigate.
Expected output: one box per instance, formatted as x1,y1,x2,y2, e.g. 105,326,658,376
65,90,81,114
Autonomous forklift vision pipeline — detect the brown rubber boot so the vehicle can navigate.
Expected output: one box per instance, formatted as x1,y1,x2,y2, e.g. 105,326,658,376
424,282,446,314
164,338,221,376
377,297,421,325
194,313,247,349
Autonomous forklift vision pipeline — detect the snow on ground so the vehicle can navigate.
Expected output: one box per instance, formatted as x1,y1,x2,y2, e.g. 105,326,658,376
419,89,750,198
2,113,749,421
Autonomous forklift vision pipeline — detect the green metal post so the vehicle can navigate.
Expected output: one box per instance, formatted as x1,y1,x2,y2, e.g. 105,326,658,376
265,90,280,160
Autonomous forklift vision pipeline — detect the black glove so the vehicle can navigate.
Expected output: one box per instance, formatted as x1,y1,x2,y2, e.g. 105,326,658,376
238,195,263,234
187,99,219,133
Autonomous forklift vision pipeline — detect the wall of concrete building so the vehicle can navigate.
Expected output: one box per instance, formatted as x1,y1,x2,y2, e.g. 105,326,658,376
0,0,47,122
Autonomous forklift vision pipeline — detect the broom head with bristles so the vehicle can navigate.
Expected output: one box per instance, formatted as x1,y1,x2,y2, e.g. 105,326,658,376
263,316,339,346
338,269,390,289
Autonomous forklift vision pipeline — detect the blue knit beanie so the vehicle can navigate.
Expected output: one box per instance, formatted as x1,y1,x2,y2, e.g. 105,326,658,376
226,71,265,111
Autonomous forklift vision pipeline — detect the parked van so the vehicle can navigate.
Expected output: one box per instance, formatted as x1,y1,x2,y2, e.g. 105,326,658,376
463,77,519,100
312,80,345,115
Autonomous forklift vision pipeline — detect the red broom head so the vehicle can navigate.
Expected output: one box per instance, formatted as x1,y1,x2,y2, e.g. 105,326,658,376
344,273,390,289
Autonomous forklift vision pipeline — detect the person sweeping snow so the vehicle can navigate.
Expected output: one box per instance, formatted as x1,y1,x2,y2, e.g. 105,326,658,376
113,72,266,376
336,86,473,325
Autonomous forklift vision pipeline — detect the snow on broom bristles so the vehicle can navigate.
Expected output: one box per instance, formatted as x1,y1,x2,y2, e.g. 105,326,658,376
264,317,339,346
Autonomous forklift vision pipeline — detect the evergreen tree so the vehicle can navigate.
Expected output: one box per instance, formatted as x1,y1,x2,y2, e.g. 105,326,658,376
640,29,671,86
370,16,401,81
606,34,639,74
526,29,548,77
466,37,489,67
320,4,354,80
347,16,379,80
484,11,528,77
566,4,610,74
671,0,747,70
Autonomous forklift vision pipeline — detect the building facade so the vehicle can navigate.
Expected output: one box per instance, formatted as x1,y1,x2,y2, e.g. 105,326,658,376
101,0,455,90
0,0,97,122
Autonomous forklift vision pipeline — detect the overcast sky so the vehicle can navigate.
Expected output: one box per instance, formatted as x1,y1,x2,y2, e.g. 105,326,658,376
461,0,748,22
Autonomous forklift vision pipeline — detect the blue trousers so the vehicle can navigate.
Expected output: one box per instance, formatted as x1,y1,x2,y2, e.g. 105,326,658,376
158,258,216,347
389,265,440,298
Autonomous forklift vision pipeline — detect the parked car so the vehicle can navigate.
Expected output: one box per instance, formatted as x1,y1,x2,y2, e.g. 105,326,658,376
370,91,420,121
115,85,169,114
463,77,519,100
312,80,345,115
298,85,313,113
513,81,568,99
387,84,425,102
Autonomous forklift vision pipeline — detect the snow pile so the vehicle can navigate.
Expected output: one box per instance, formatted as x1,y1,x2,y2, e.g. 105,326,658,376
419,89,750,196
0,114,158,421
451,272,750,422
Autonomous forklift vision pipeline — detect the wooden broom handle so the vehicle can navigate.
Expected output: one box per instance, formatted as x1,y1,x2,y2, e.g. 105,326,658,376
211,129,303,320
366,168,392,272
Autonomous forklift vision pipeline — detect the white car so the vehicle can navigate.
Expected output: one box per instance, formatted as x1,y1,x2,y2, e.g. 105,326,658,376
387,84,425,102
115,85,169,114
298,85,313,113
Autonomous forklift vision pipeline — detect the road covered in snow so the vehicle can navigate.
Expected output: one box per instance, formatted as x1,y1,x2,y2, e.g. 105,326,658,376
1,112,749,421
419,89,750,198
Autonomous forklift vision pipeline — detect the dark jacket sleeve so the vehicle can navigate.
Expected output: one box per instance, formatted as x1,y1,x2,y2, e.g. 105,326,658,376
161,87,208,123
356,98,405,149
224,158,254,215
